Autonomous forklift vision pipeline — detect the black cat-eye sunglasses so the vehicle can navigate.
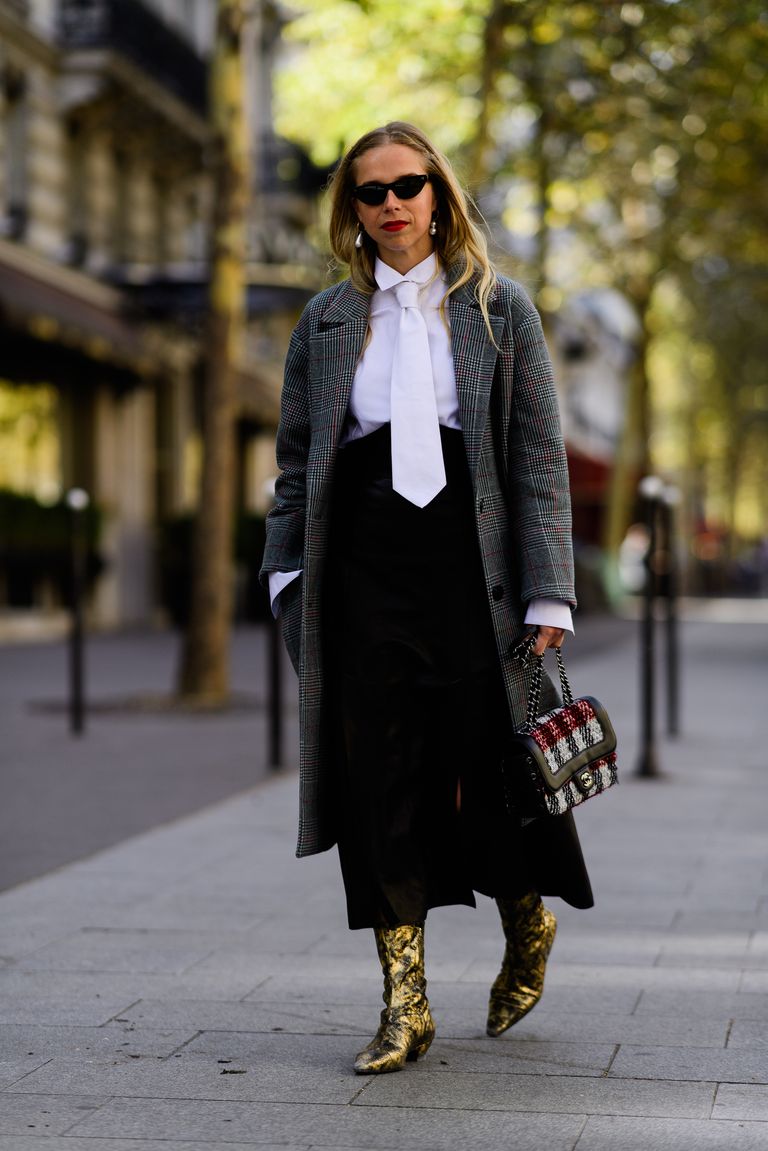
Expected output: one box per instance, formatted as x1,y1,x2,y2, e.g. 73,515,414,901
353,174,430,206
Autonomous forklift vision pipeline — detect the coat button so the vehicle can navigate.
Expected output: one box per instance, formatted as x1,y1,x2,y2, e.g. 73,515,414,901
478,498,485,513
492,585,504,601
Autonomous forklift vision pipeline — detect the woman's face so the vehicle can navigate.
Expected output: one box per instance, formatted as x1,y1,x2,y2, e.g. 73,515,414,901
352,143,437,273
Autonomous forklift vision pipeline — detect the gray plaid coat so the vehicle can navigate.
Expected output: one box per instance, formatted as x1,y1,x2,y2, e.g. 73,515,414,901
261,269,576,859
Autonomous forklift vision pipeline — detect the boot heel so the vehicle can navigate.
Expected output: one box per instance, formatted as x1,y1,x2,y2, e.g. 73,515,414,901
406,1028,435,1061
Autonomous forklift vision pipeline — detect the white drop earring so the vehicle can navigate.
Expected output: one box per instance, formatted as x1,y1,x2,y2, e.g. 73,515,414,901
429,218,437,236
355,228,364,249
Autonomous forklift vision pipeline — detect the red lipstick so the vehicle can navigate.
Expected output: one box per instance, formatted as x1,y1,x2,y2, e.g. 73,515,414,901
382,222,407,232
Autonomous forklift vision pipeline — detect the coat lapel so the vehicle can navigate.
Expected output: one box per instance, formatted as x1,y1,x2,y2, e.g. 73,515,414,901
310,282,370,449
447,280,506,481
317,280,371,330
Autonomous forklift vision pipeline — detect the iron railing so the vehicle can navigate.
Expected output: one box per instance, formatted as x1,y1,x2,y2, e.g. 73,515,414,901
60,0,207,116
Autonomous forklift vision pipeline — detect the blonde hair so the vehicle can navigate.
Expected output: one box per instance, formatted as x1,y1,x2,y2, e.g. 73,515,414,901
328,122,497,339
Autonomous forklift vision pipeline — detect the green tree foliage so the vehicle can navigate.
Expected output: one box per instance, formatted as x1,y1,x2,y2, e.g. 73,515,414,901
275,0,489,166
277,0,768,575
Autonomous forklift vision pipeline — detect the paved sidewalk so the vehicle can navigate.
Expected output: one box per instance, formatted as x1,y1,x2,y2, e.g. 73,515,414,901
0,628,299,889
0,610,766,1150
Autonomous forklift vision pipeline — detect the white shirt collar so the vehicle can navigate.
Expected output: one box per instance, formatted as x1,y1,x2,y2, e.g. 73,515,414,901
374,252,439,293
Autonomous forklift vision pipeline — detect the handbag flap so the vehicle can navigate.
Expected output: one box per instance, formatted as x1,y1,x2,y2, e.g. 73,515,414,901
512,695,617,793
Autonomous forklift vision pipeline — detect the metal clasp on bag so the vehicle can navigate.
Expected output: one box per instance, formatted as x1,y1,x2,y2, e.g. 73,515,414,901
576,769,596,794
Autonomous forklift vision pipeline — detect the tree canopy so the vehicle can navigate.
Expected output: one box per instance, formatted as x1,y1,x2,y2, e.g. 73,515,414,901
276,0,768,578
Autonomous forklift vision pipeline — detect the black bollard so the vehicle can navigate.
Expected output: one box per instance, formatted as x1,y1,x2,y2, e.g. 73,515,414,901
268,610,283,770
66,488,90,736
636,476,663,777
662,486,681,737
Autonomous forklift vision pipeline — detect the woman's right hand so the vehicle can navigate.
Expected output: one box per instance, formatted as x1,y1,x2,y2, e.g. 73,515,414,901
532,626,565,657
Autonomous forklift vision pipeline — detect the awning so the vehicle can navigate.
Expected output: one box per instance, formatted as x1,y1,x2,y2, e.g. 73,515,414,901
0,260,151,385
123,277,318,322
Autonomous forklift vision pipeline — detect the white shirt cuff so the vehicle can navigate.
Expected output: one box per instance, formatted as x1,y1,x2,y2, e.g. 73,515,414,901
524,598,574,634
268,569,302,618
269,577,571,633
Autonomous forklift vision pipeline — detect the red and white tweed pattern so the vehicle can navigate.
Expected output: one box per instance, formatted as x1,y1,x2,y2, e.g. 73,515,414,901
541,757,618,815
530,699,607,780
522,696,618,814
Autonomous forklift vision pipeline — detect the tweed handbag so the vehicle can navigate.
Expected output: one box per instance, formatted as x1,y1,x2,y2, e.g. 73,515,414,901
503,636,618,818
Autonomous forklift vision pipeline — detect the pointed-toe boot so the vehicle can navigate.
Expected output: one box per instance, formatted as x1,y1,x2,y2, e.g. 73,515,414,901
486,892,557,1037
354,924,435,1074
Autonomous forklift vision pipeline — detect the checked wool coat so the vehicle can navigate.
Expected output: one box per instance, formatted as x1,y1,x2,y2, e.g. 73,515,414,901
261,268,577,861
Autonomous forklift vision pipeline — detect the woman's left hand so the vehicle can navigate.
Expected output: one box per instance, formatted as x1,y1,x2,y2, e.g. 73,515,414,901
532,626,566,657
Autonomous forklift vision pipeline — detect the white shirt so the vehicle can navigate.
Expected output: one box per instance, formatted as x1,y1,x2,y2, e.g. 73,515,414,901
341,253,460,443
269,254,573,634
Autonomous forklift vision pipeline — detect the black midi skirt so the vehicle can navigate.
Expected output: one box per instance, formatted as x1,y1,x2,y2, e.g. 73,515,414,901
324,424,592,930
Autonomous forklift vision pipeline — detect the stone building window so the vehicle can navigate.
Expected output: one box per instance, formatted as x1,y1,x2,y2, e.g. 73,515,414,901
1,66,28,240
183,187,206,264
112,148,132,267
153,174,170,269
66,118,89,266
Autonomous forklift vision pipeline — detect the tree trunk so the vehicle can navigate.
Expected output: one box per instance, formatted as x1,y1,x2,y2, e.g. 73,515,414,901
527,64,553,301
467,0,510,186
178,0,249,702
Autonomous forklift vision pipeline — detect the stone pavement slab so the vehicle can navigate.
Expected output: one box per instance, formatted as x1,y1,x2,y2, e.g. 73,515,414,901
634,989,768,1020
185,1030,615,1078
47,1097,588,1148
729,1021,768,1048
0,1142,310,1151
0,1059,50,1089
114,996,372,1036
0,991,141,1028
18,929,224,974
609,1045,768,1083
0,1023,197,1061
712,1083,768,1121
0,612,766,1149
437,1009,730,1047
575,1115,768,1151
0,1093,107,1137
11,1054,362,1105
356,1070,716,1118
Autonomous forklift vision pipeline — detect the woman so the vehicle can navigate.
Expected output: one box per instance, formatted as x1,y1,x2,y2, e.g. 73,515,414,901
260,122,593,1075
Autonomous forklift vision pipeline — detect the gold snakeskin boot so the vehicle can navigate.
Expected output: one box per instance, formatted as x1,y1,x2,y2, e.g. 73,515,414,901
354,924,435,1074
486,892,557,1037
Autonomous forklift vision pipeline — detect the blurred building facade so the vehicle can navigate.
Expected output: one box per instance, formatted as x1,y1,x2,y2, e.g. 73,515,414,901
549,289,642,547
0,0,324,629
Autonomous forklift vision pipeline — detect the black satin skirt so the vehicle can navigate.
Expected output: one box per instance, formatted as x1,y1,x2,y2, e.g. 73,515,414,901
324,424,592,930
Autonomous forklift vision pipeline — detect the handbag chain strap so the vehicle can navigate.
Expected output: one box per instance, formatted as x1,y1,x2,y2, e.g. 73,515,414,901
555,647,574,706
515,634,575,732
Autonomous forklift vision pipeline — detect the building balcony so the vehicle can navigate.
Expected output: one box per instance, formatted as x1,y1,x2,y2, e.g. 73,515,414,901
59,0,207,117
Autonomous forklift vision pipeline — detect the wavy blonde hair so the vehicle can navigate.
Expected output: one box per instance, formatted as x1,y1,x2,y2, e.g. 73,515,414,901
328,122,497,339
